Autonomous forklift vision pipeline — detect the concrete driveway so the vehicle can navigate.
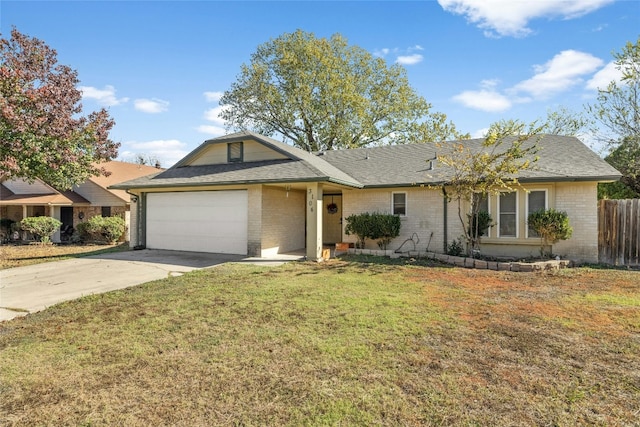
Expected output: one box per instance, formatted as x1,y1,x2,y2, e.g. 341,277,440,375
0,249,303,322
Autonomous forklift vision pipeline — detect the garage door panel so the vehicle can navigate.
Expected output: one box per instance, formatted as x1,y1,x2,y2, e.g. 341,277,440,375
146,191,248,255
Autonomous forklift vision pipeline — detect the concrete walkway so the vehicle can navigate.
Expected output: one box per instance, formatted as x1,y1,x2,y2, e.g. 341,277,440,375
0,249,304,322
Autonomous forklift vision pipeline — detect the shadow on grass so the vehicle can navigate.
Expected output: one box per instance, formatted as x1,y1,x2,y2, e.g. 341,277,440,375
5,243,130,262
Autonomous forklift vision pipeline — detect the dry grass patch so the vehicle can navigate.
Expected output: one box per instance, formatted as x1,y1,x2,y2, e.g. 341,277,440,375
0,243,128,269
0,258,638,426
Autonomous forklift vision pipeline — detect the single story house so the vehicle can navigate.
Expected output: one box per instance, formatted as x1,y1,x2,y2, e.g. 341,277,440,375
111,131,621,263
0,161,162,242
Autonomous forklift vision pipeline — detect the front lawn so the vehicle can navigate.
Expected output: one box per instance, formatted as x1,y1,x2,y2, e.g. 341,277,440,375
0,243,129,270
0,258,638,425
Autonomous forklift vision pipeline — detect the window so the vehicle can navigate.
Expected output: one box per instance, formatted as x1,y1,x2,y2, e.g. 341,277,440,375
392,192,407,216
101,206,111,217
498,192,517,237
474,194,490,236
228,142,243,163
527,190,547,238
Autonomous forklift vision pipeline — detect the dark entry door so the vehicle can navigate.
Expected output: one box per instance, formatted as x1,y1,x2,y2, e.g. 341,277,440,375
61,207,73,229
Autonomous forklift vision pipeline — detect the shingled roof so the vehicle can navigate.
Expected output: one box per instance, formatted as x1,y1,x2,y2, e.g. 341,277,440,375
112,133,621,190
319,134,622,187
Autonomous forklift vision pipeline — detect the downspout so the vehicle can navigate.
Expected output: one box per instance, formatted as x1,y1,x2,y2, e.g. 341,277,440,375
442,186,448,253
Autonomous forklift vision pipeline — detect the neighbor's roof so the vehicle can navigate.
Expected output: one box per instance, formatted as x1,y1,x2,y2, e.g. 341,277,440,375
111,133,621,190
87,161,164,202
0,183,90,206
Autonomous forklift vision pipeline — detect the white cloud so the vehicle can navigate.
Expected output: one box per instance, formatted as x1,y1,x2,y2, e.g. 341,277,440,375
374,48,391,57
134,98,170,114
396,54,424,65
452,89,512,112
80,85,129,107
437,0,614,37
120,139,189,168
203,105,229,126
196,125,227,136
204,91,224,102
510,50,603,98
586,61,620,91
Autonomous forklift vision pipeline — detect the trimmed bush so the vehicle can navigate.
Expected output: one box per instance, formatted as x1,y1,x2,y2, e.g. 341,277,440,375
20,216,61,244
527,208,573,258
370,212,401,250
77,216,126,243
345,212,372,249
345,212,402,250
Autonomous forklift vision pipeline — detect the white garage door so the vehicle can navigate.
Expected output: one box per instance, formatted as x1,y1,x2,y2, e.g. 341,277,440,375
146,191,248,255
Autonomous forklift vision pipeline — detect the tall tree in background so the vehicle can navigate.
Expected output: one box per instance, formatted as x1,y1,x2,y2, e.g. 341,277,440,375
587,38,640,198
0,28,118,190
220,30,467,152
542,106,592,137
587,38,640,146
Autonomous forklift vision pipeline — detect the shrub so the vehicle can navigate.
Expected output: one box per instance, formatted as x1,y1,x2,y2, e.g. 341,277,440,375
468,210,493,238
20,216,61,244
345,212,402,250
77,216,126,243
527,208,573,258
446,238,464,256
370,212,401,250
344,212,372,249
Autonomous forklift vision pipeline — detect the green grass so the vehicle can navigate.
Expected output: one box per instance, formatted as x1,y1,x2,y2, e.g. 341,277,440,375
1,259,638,426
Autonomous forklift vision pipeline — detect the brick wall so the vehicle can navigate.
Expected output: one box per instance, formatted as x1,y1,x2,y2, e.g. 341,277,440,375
553,182,599,263
343,187,451,252
247,186,263,256
260,186,305,256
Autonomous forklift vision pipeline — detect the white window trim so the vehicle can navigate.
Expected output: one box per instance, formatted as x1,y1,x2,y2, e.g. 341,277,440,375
392,191,407,217
525,189,548,239
497,191,518,238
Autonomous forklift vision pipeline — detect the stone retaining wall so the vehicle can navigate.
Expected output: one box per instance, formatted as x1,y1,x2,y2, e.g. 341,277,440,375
345,248,573,272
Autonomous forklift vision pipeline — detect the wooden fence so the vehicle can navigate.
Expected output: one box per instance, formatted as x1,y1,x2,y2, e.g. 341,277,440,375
598,199,640,266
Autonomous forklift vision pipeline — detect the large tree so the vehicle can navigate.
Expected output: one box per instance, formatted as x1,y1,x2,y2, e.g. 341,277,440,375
220,30,466,152
587,37,640,146
0,28,118,190
586,38,640,198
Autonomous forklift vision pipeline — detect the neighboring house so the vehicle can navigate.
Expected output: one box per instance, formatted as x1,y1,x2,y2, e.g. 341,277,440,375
0,161,162,243
111,131,621,263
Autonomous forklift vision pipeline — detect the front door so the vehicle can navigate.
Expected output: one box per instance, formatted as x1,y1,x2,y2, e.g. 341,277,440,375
61,207,73,229
322,194,342,244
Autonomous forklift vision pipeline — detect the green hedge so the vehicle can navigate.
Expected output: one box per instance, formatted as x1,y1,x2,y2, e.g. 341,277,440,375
345,212,401,250
77,216,126,243
20,216,61,244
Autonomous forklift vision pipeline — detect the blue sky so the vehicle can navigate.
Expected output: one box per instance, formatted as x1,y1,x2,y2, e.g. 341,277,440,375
2,0,638,167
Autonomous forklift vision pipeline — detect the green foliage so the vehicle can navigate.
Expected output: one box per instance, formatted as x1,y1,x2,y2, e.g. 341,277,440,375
0,28,118,189
77,216,125,243
220,29,467,152
541,106,593,136
446,238,464,256
527,209,573,258
20,216,61,243
345,212,372,249
345,212,402,250
370,213,401,250
438,120,542,255
586,37,640,147
467,209,493,239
